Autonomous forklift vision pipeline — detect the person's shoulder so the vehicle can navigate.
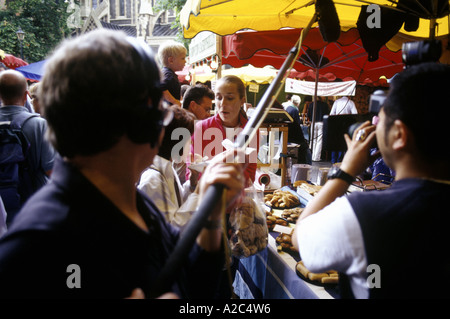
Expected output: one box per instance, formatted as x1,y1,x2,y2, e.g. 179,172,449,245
19,114,49,140
137,188,180,235
0,108,38,120
17,111,45,125
285,105,298,113
6,184,70,235
139,162,167,186
200,114,218,126
162,66,176,75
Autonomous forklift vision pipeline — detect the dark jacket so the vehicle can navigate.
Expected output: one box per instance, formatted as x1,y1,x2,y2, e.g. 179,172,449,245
0,158,223,299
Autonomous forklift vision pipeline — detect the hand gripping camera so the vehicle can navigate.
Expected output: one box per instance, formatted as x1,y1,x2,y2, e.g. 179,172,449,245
323,90,387,152
323,38,443,152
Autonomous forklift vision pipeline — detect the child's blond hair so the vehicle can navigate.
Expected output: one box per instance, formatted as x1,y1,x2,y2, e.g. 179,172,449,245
157,41,187,67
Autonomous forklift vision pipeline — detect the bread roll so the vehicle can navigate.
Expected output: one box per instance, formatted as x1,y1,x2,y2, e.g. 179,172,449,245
296,261,310,278
296,261,339,285
264,190,300,208
307,272,329,282
321,276,339,284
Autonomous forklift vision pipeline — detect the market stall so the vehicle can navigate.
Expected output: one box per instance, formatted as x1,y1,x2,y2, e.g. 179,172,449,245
221,27,404,84
232,165,393,299
232,186,340,299
233,232,339,299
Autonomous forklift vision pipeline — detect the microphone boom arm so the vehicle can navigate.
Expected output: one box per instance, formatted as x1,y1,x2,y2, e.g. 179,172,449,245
150,14,318,299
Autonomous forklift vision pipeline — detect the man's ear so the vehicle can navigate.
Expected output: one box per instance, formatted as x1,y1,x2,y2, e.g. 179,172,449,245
158,127,165,146
392,119,410,151
152,126,165,149
188,100,197,112
22,90,30,104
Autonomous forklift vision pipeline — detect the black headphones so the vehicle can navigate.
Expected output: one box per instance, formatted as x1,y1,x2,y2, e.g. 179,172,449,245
125,36,164,146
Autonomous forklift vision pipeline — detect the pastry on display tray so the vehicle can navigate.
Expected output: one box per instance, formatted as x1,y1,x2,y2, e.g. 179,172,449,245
295,180,322,202
295,261,339,286
266,205,302,231
295,180,322,195
264,189,300,208
266,212,288,231
275,233,296,252
281,207,303,224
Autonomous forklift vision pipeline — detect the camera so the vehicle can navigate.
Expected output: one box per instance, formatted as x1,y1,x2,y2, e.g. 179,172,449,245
367,89,387,114
323,39,442,152
347,89,387,139
402,39,442,67
323,90,387,152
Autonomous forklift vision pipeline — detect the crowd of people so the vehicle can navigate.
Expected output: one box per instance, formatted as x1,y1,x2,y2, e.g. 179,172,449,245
0,30,244,299
0,28,449,300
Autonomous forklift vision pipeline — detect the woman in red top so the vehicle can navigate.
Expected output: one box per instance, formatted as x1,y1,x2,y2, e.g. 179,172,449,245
189,75,258,186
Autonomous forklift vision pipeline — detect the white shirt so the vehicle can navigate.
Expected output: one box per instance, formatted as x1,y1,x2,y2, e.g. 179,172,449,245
330,97,358,115
138,155,198,228
295,196,369,298
282,101,293,110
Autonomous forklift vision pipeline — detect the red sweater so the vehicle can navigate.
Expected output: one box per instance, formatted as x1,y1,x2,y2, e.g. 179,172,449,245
188,113,258,185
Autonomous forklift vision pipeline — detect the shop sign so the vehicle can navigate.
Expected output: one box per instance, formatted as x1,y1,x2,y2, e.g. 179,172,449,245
189,31,218,64
248,83,259,93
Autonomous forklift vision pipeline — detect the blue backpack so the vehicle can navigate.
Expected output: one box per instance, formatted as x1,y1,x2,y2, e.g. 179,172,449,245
0,112,38,222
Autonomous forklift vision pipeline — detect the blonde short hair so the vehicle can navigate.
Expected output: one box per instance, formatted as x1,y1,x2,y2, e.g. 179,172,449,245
157,40,187,67
29,82,40,98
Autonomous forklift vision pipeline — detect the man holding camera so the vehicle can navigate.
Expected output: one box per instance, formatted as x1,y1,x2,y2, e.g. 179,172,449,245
293,62,450,299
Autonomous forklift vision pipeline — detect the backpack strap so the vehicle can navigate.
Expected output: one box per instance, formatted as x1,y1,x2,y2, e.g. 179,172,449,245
4,112,40,156
9,111,39,130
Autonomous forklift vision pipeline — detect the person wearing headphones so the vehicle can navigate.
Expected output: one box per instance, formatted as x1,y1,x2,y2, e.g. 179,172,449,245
0,29,245,299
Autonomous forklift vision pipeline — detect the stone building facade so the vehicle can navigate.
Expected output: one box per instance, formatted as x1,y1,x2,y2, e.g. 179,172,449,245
71,0,179,53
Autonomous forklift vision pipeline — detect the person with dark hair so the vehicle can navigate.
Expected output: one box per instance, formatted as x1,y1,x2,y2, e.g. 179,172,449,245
0,29,245,299
282,93,293,108
203,80,212,89
182,84,214,120
180,84,191,103
293,62,450,299
179,84,215,185
138,105,199,228
283,95,311,165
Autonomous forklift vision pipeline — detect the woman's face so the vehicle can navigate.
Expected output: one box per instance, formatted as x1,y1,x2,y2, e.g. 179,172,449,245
215,81,245,127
